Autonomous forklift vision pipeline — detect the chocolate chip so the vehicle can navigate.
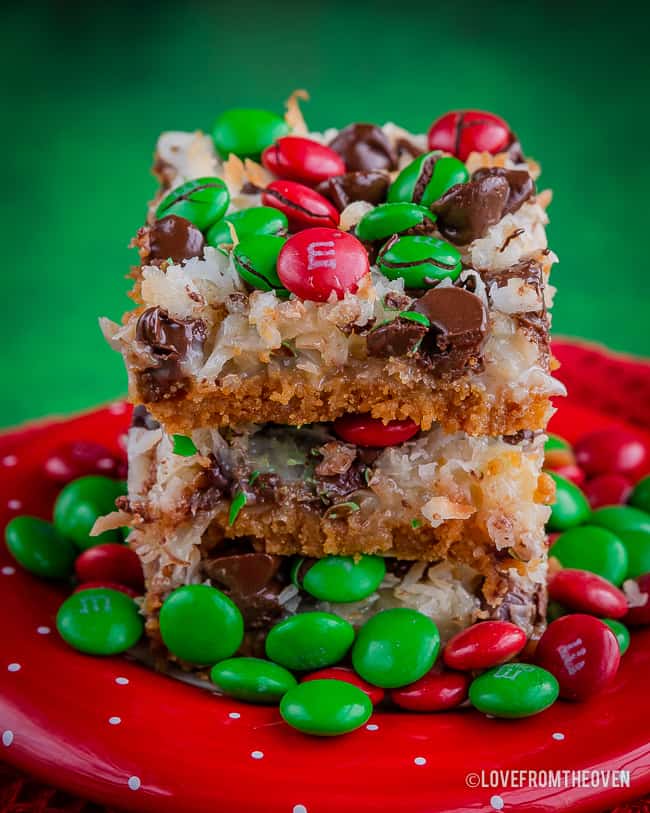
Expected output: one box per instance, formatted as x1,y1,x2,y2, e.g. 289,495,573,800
130,405,160,430
316,170,389,211
471,167,535,216
135,307,206,402
502,429,537,445
314,457,369,503
431,174,510,245
366,317,428,358
329,123,397,172
411,286,487,365
203,552,286,628
147,215,205,264
412,154,438,204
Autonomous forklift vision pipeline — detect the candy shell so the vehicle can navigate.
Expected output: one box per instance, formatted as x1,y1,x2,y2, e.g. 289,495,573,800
292,555,386,603
391,670,470,712
629,475,650,514
550,525,628,585
603,619,631,655
56,587,143,655
262,136,346,185
212,108,289,160
618,529,650,579
262,180,339,232
265,612,354,671
534,614,620,701
427,110,512,161
5,516,76,579
53,476,126,550
155,177,229,232
43,441,122,484
469,663,559,719
548,569,627,618
546,472,591,531
624,573,650,626
280,679,372,736
333,414,419,447
575,429,650,480
210,657,297,704
301,666,385,705
591,505,650,535
74,543,144,592
443,621,527,671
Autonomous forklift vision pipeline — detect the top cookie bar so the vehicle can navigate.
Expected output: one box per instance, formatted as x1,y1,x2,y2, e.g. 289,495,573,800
103,94,565,435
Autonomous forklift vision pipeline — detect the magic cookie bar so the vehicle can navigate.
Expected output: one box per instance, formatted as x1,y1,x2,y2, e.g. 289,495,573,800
102,96,564,436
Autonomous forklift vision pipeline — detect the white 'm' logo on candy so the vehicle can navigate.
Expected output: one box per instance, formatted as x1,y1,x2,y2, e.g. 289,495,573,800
492,663,535,680
78,595,112,614
307,241,336,270
557,637,587,675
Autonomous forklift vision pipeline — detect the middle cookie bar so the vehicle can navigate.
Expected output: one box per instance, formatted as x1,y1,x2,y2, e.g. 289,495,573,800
122,410,553,634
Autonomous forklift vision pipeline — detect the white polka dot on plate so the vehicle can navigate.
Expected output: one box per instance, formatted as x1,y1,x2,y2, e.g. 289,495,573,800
552,732,565,741
366,723,379,731
293,806,308,813
108,716,122,725
7,663,21,673
414,757,427,766
2,731,14,747
127,776,141,791
7,499,22,511
1,566,16,576
251,750,264,760
490,795,505,810
36,626,51,635
2,455,18,467
115,677,129,685
228,712,241,719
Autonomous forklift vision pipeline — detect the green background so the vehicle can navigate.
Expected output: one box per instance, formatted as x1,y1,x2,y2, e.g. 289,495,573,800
2,0,648,428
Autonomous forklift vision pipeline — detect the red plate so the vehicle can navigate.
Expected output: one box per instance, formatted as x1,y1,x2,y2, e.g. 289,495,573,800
1,340,650,813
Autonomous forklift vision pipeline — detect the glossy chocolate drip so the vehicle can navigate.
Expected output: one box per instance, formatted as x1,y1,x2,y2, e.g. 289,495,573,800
431,174,510,245
329,123,398,172
316,170,389,211
146,215,205,264
471,167,535,216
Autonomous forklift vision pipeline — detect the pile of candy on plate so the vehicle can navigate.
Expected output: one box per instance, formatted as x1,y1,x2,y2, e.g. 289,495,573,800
4,425,650,736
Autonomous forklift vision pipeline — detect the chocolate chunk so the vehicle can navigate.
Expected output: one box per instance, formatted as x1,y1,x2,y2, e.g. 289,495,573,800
314,457,369,503
130,405,160,430
431,174,510,245
204,552,286,627
135,307,206,402
471,167,535,216
316,170,389,211
366,317,428,358
329,123,397,172
411,287,487,369
502,429,537,446
480,258,543,298
147,215,205,264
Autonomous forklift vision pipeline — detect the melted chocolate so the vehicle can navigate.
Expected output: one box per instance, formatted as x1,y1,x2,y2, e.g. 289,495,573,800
471,167,535,216
147,215,205,264
130,404,160,430
431,174,510,245
135,307,206,402
316,170,389,211
366,318,428,358
329,123,398,172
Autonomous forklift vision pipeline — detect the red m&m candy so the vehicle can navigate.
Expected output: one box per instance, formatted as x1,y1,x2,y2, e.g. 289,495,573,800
262,137,346,186
277,227,369,301
443,621,527,671
333,414,419,447
301,666,384,705
391,670,469,712
43,441,122,484
575,428,650,481
548,463,586,489
427,110,512,162
624,573,650,626
548,568,627,618
74,543,145,592
534,614,620,700
584,474,632,509
262,180,339,232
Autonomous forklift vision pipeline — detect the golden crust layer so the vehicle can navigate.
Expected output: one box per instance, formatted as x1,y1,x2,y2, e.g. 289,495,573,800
137,360,553,436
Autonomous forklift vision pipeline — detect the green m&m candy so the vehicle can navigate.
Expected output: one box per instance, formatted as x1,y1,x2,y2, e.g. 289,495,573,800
292,555,386,603
547,471,591,531
5,516,76,579
351,608,440,688
159,584,244,664
155,177,229,232
469,663,559,718
591,505,650,534
265,612,354,671
618,529,650,579
280,679,372,736
54,476,126,550
356,203,436,243
56,587,143,655
210,657,297,704
388,153,468,208
629,475,650,514
206,206,288,251
550,525,628,585
603,619,630,655
233,235,288,295
212,108,289,160
377,235,462,288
